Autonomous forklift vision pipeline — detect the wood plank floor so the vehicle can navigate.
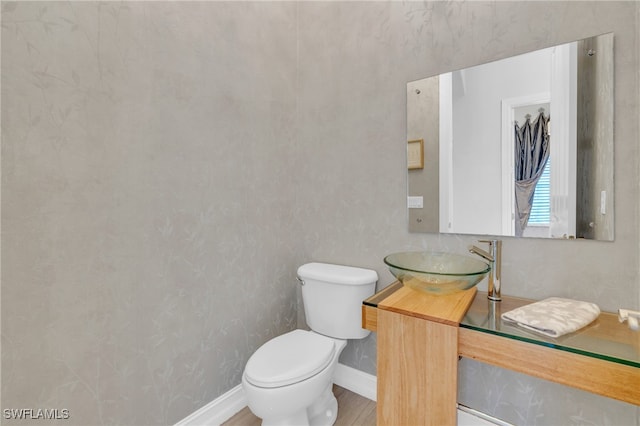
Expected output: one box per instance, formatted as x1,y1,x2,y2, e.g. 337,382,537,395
222,385,376,425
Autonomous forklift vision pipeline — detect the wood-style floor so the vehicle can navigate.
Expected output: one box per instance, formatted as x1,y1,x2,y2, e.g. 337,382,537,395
222,385,376,426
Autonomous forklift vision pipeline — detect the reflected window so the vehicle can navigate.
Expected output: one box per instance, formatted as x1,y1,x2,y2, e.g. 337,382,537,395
529,158,551,226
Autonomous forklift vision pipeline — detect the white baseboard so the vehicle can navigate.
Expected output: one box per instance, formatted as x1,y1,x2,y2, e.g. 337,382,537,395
332,363,377,402
175,383,246,426
458,404,513,426
174,363,375,426
174,363,510,426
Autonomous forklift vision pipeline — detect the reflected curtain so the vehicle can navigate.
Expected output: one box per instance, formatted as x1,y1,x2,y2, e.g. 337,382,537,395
514,112,550,236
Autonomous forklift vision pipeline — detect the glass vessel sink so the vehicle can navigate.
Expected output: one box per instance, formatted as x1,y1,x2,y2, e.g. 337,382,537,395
384,251,491,295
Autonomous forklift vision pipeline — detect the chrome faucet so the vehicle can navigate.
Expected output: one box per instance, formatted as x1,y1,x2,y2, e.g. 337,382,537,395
469,239,502,301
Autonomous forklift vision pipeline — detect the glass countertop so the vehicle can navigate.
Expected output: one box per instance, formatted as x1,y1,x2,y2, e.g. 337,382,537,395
365,283,640,368
461,291,639,368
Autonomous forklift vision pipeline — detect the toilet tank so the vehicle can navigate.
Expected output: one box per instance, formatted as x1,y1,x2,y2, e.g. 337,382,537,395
297,262,378,339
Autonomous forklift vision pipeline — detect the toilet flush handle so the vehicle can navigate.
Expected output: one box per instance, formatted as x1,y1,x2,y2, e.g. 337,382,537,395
296,276,305,286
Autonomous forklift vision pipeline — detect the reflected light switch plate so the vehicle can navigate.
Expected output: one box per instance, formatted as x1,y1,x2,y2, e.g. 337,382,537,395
408,196,423,209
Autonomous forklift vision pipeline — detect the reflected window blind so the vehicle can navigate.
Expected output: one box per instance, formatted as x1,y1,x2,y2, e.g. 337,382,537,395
529,158,551,225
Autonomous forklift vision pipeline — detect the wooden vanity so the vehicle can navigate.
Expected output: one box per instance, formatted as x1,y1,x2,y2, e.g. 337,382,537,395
363,282,640,425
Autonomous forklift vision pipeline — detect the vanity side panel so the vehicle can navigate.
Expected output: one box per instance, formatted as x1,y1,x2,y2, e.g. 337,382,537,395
377,309,458,425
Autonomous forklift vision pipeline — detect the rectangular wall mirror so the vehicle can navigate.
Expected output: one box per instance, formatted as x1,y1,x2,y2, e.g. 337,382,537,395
407,32,614,241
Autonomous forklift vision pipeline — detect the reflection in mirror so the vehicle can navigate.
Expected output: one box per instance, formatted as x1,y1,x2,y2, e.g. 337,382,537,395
407,33,614,240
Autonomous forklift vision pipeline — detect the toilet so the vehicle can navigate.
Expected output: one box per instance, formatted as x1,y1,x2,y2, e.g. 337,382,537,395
242,262,378,426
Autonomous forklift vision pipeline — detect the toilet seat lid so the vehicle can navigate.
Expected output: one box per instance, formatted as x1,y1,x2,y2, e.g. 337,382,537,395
244,330,335,388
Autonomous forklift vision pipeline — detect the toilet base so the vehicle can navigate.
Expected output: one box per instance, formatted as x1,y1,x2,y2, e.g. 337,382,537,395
307,383,338,426
261,409,309,426
261,383,337,426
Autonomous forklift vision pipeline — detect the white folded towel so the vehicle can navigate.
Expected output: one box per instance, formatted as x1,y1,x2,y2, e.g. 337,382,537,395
501,297,600,338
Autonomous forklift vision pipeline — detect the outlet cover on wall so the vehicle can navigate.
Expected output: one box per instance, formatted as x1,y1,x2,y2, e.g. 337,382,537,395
408,196,423,209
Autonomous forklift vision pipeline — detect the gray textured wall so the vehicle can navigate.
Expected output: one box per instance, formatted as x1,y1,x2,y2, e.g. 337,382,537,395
2,1,639,426
1,2,300,424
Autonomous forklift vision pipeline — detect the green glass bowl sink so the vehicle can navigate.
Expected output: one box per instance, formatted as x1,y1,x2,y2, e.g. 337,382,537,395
383,251,490,295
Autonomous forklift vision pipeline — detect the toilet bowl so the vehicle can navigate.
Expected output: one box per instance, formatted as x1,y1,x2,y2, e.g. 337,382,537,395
241,263,378,426
242,330,347,426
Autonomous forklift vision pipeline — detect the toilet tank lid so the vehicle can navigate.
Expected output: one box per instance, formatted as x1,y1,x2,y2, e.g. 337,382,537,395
297,262,378,286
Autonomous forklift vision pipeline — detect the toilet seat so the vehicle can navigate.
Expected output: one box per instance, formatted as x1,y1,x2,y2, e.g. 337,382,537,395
244,330,336,388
